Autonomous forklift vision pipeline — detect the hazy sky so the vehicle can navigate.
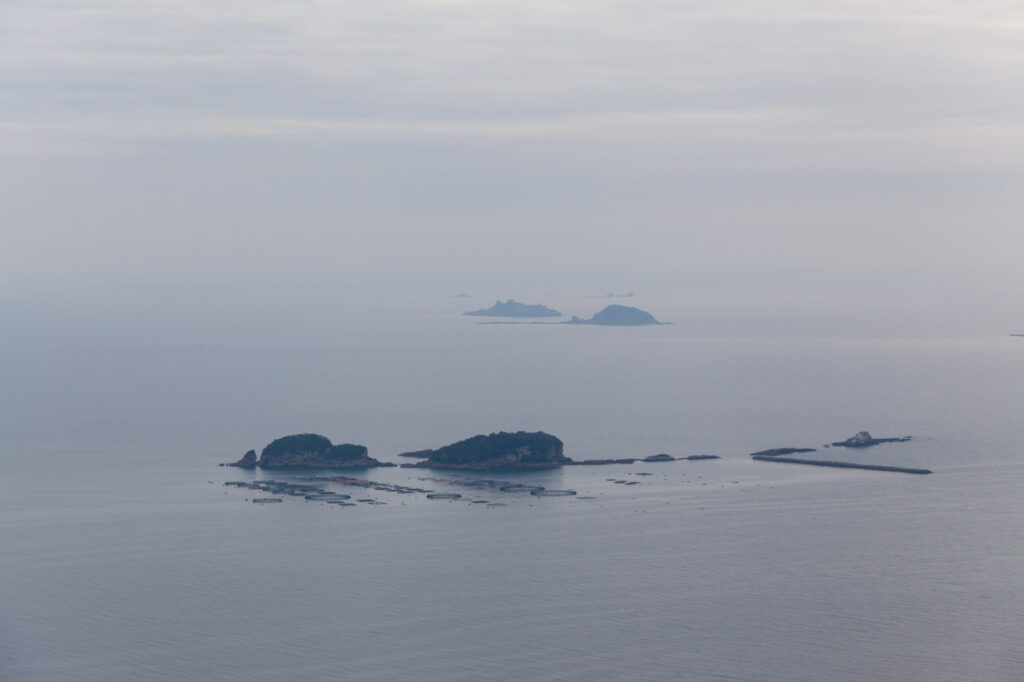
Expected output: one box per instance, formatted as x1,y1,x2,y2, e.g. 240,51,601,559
3,1,1022,331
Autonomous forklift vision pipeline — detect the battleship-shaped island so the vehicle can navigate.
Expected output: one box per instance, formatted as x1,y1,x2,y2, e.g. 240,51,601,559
224,430,925,474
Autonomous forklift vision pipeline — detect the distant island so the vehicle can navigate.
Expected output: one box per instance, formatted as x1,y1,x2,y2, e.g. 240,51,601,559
564,304,665,326
464,299,561,317
225,433,393,469
400,431,570,470
586,291,636,299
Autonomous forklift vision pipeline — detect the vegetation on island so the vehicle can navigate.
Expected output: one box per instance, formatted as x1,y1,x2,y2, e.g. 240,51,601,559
261,434,333,459
402,431,569,470
224,433,393,469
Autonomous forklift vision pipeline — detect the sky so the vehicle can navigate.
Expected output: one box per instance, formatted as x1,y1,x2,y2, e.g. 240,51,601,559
2,0,1022,334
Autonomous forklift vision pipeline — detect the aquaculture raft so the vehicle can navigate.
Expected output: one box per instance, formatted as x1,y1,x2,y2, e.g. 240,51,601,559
499,484,545,493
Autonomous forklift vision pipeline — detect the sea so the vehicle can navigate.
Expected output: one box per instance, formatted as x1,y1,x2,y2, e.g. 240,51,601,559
2,293,1023,681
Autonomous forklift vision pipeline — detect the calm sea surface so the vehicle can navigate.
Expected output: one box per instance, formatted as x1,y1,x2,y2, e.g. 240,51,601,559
2,298,1023,681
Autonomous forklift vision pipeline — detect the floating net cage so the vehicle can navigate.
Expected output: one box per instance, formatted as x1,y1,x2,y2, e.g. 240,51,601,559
531,489,577,497
304,494,352,502
426,493,462,500
499,485,546,493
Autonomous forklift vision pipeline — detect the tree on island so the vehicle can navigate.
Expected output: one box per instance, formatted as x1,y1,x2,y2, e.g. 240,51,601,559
225,433,394,468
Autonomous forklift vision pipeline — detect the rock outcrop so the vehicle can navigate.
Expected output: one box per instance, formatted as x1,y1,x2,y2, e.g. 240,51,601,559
831,431,911,448
400,431,570,470
226,449,258,468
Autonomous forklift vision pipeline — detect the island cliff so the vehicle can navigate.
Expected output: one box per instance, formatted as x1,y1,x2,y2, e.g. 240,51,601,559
464,299,561,317
400,431,570,470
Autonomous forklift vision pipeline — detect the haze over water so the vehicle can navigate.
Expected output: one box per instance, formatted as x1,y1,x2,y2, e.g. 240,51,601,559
4,1,1024,679
3,293,1023,681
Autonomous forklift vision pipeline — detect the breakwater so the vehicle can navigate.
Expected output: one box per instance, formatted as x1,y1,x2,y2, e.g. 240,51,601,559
751,455,931,474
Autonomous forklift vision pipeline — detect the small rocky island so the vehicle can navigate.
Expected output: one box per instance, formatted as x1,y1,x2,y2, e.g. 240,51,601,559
400,431,571,470
464,299,561,317
642,453,675,462
564,304,665,326
226,433,393,469
831,431,911,448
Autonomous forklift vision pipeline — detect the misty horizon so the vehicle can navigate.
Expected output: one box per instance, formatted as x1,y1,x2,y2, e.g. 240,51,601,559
3,0,1022,339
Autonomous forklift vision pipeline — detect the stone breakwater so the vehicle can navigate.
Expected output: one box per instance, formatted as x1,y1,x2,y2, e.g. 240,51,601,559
748,431,928,474
750,455,931,474
749,448,817,458
565,454,720,465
